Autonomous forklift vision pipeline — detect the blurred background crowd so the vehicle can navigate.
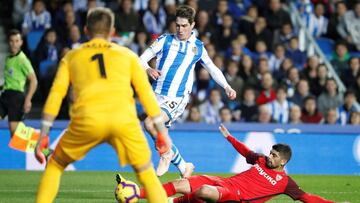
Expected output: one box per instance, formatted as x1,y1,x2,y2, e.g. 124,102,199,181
0,0,359,125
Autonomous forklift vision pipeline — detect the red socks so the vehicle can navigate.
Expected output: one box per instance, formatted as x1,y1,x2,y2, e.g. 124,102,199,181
140,182,177,198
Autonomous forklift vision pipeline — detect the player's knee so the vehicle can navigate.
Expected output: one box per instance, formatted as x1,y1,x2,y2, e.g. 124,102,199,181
195,185,212,199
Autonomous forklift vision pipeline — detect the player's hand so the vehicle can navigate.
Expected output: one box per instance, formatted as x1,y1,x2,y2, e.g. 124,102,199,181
23,98,32,113
34,135,49,164
225,86,236,100
146,68,161,80
219,123,231,138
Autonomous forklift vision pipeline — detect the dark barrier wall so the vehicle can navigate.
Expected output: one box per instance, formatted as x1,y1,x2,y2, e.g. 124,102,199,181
0,121,359,175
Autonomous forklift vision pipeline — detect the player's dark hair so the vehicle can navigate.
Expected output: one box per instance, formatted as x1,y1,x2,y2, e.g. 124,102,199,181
7,29,22,40
176,5,196,24
272,144,292,163
86,7,114,35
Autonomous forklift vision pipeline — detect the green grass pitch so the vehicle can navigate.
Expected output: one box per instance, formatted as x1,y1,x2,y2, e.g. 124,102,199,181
0,170,359,202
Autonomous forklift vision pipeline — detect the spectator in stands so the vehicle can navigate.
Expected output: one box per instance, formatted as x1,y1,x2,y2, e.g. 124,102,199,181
213,54,225,72
286,37,307,69
282,67,300,98
349,111,360,125
289,104,302,124
323,108,339,124
195,10,213,39
302,55,319,93
317,78,343,115
252,40,272,64
224,60,244,105
219,106,233,124
186,106,202,123
210,0,230,27
133,0,149,14
213,14,237,52
269,44,286,73
129,30,150,56
22,0,51,35
257,104,274,123
199,88,224,124
238,5,258,37
234,87,258,122
114,0,140,35
307,3,328,38
351,74,360,102
246,17,273,52
227,40,243,63
292,79,311,108
238,55,259,89
337,1,360,51
312,63,328,96
53,1,79,32
274,58,293,84
256,72,277,105
142,0,167,38
56,10,81,45
337,90,359,125
301,95,323,123
77,0,97,28
273,22,297,48
12,0,32,29
185,0,199,12
263,0,292,32
342,56,360,88
66,24,85,50
257,57,271,79
331,41,350,76
327,1,347,40
35,28,63,101
266,85,292,124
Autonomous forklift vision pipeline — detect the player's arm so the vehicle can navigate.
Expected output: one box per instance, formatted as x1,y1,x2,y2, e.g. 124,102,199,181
285,177,335,203
131,52,172,154
34,57,70,164
24,72,38,113
139,35,166,80
200,47,236,100
219,124,253,158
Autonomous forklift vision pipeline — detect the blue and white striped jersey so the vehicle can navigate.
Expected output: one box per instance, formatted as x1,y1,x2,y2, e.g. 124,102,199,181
140,32,228,98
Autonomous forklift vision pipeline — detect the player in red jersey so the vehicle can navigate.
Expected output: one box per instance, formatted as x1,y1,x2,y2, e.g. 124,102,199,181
138,124,335,203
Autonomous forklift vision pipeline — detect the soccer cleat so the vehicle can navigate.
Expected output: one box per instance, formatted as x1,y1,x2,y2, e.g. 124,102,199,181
181,162,195,179
116,173,126,184
156,149,174,177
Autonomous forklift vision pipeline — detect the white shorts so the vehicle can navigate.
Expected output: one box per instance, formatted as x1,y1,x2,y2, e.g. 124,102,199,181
155,93,189,127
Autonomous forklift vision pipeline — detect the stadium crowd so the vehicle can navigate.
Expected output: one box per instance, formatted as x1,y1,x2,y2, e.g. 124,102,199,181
4,0,360,125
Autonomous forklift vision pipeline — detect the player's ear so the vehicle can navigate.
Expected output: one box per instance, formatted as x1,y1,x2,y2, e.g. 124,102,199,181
110,27,115,37
84,26,89,36
190,22,195,29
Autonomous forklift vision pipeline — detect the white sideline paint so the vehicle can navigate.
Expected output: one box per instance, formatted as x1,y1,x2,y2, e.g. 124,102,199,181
231,132,276,173
26,129,75,171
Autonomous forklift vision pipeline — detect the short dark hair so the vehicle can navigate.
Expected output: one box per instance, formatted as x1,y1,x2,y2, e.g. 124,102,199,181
272,143,292,163
7,29,22,40
176,5,196,24
86,7,114,35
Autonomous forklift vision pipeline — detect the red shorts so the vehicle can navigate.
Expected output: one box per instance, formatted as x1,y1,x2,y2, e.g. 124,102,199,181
188,175,240,202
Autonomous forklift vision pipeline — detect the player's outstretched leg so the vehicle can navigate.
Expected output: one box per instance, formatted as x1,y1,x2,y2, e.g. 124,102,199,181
36,158,65,203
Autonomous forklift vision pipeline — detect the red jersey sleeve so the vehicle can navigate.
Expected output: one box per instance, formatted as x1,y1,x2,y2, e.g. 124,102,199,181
285,177,335,203
226,135,260,164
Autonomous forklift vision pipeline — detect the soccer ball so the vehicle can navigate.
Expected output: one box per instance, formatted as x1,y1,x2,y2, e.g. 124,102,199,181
115,180,140,203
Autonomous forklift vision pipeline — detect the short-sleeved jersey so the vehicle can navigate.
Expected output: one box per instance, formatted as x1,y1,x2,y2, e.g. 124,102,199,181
43,38,160,119
148,33,210,98
4,51,34,92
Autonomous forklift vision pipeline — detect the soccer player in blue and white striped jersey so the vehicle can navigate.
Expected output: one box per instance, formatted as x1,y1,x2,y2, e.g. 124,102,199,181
140,5,236,178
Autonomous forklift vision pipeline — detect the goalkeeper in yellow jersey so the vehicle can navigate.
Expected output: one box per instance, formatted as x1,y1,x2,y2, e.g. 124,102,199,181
34,7,171,203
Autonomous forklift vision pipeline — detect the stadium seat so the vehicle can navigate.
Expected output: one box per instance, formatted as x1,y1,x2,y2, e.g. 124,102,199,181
39,60,56,78
26,31,44,53
315,37,334,60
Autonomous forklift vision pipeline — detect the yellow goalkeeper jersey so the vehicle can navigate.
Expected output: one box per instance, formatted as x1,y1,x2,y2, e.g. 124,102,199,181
43,38,160,119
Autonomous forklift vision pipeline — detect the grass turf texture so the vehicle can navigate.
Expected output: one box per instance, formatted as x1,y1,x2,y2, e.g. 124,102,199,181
0,171,358,203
